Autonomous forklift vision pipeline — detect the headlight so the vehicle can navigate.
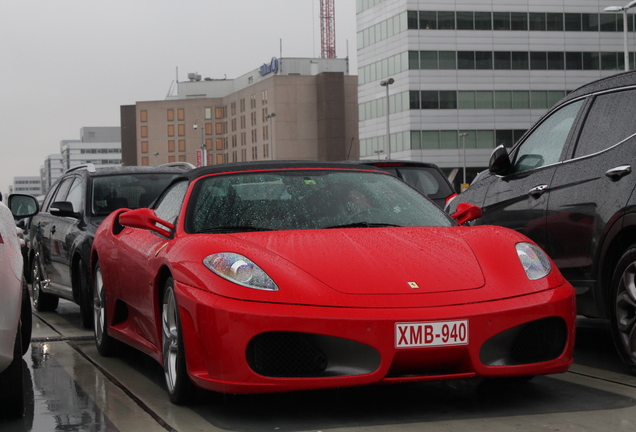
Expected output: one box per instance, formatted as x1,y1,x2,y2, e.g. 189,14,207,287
203,252,279,291
516,242,551,280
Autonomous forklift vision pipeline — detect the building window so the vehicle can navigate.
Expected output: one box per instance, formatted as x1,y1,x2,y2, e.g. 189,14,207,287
141,141,148,153
168,155,176,163
179,155,186,162
168,125,175,137
168,140,175,152
216,138,224,150
178,124,185,136
262,90,268,105
216,123,224,134
205,123,213,135
140,110,147,122
215,107,223,119
511,12,528,30
206,138,213,150
167,109,174,121
263,144,269,159
252,146,258,160
177,109,185,121
205,107,212,120
141,126,148,138
178,140,186,152
141,156,149,166
493,12,511,30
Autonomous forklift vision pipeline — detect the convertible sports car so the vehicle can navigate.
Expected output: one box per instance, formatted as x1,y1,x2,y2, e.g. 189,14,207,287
91,161,576,404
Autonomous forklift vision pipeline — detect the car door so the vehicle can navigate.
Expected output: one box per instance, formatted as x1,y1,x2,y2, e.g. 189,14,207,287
48,176,84,292
32,177,74,290
479,99,587,252
547,88,636,291
116,180,189,348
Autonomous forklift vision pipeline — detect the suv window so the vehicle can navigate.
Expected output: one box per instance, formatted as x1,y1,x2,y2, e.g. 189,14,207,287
574,88,636,158
46,177,74,210
513,99,585,172
91,173,179,216
66,177,84,213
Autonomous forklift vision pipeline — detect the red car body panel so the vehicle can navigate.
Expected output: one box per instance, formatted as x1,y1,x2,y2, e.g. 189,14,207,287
93,216,576,394
91,164,576,396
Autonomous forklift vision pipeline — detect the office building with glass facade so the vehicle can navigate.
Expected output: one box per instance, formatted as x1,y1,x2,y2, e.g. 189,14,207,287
357,0,632,186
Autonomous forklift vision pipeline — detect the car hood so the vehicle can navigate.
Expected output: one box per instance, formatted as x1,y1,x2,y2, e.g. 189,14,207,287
235,227,485,295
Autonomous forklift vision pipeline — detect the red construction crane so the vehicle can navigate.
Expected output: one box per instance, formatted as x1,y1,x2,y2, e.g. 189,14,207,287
320,0,336,58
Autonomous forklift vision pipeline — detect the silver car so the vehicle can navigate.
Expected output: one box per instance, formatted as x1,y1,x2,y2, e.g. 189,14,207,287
0,194,38,418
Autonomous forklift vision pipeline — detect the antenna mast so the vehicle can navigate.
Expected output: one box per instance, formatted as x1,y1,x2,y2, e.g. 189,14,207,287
320,0,336,58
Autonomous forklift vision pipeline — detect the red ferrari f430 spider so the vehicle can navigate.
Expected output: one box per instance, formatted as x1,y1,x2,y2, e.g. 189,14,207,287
90,161,575,404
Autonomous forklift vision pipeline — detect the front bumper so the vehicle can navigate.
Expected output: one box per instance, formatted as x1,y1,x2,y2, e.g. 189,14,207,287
175,281,576,394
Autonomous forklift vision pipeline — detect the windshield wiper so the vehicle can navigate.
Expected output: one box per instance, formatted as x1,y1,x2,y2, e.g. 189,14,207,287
324,222,402,229
197,226,274,233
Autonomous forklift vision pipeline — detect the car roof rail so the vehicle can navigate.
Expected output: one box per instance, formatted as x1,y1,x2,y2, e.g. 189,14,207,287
159,162,195,170
64,163,96,174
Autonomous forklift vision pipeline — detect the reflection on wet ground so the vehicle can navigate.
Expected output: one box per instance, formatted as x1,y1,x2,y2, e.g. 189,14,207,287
1,305,636,432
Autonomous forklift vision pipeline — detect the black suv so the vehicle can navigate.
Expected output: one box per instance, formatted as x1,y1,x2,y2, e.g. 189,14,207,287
28,163,190,328
446,70,636,371
348,160,456,208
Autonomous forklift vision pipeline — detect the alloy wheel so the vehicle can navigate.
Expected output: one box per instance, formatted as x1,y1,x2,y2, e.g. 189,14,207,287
615,261,636,364
162,286,179,394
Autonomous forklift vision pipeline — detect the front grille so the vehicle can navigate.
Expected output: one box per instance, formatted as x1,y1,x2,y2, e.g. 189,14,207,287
247,332,328,377
246,332,381,378
480,317,568,366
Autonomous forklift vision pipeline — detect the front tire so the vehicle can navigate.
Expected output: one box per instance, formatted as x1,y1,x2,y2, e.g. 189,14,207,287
93,262,115,356
610,245,636,372
31,253,58,312
78,258,93,329
162,278,192,405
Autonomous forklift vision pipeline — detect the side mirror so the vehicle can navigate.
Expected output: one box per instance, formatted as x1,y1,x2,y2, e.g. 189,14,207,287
50,201,79,218
7,194,39,219
118,208,174,238
489,145,512,175
451,202,482,225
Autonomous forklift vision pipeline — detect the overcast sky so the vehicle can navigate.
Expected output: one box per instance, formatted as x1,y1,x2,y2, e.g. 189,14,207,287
0,0,358,196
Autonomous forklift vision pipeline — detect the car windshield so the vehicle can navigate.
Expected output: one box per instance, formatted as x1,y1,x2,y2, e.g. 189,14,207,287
186,169,454,233
91,173,179,217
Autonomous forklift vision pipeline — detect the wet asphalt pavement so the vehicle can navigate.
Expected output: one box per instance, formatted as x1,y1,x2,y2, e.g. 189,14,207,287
2,300,636,431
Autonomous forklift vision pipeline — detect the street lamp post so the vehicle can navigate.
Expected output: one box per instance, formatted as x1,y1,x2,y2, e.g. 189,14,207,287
380,78,395,160
266,112,276,160
459,132,469,191
194,118,206,166
605,1,636,71
153,152,159,166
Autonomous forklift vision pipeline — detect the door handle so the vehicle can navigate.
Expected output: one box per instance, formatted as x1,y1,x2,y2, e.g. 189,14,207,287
528,184,548,198
605,165,631,181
